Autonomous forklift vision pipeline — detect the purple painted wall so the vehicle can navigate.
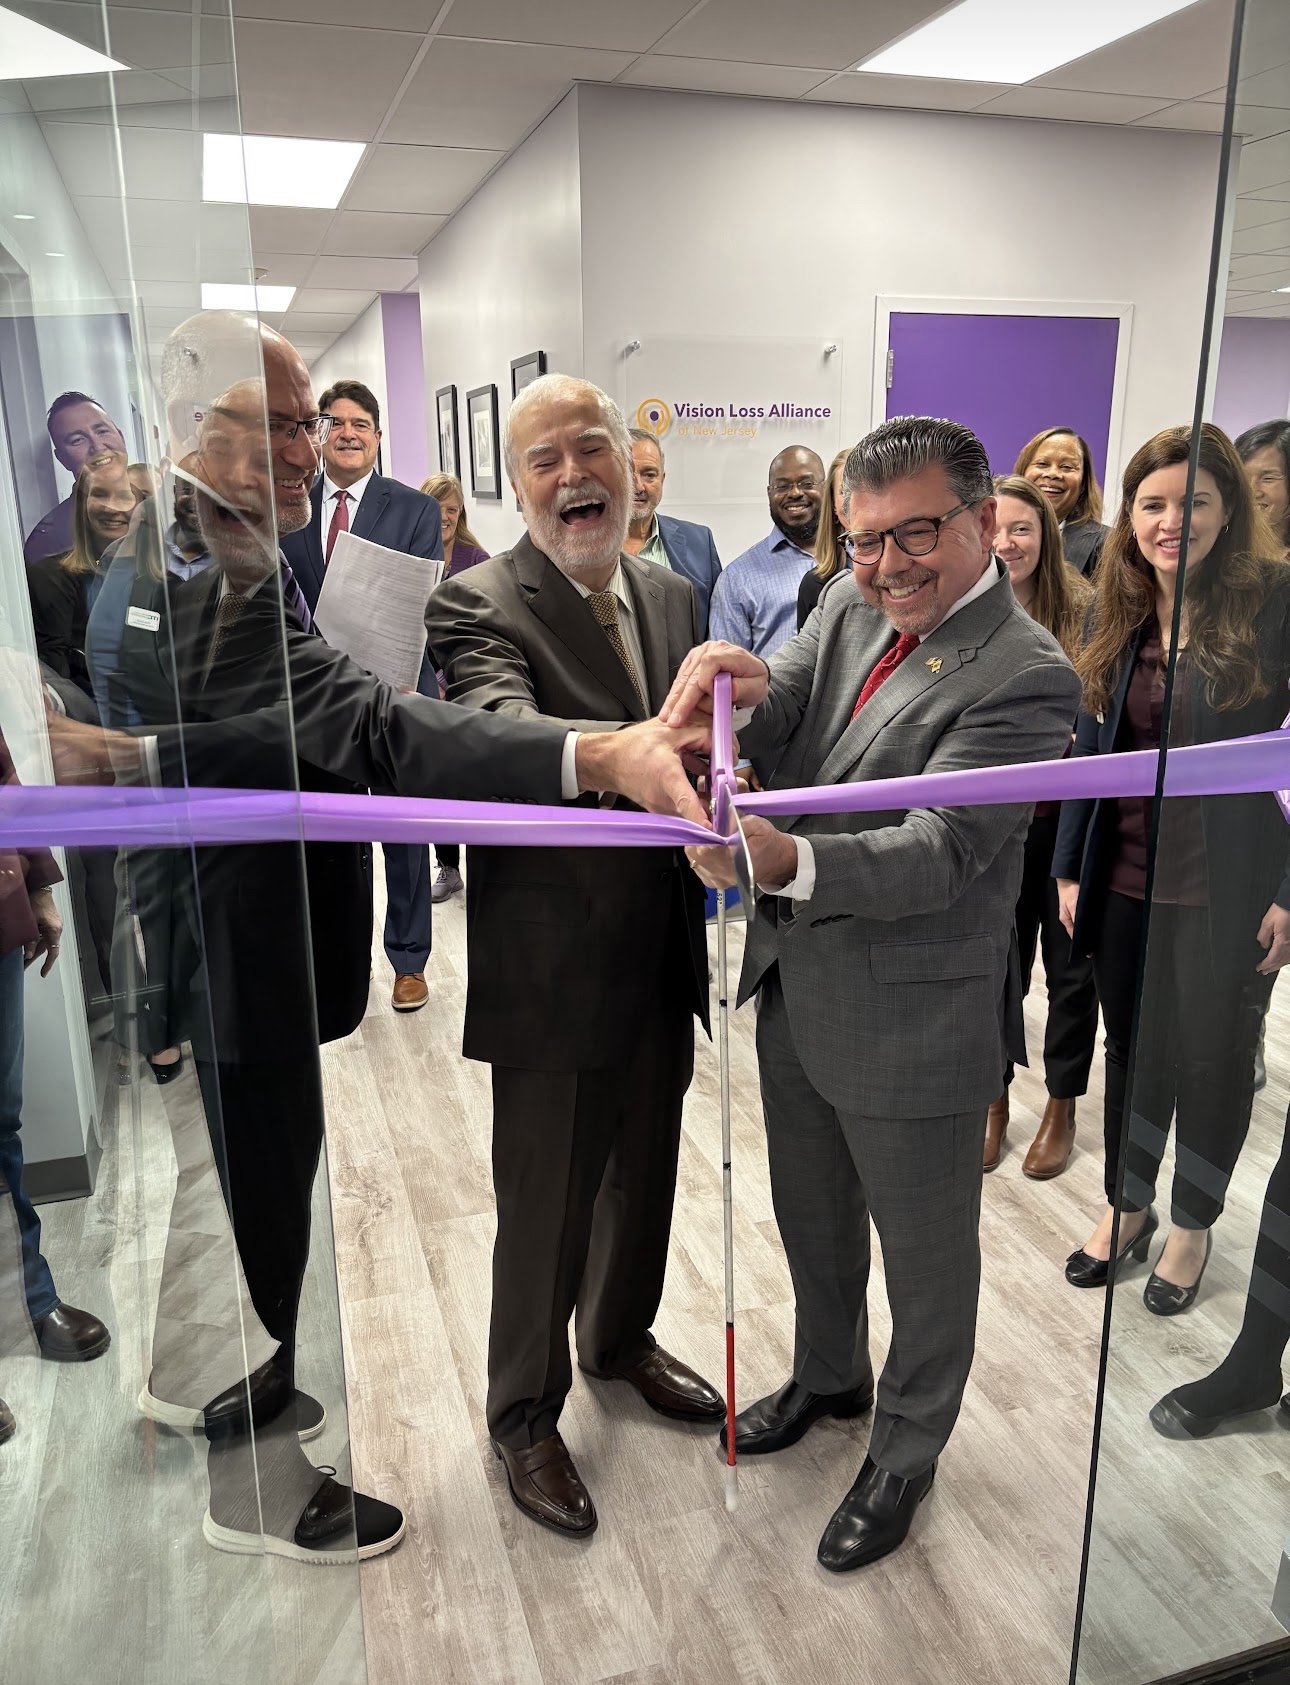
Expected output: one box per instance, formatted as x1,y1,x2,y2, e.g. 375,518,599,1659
886,312,1120,482
1212,316,1290,442
380,291,430,489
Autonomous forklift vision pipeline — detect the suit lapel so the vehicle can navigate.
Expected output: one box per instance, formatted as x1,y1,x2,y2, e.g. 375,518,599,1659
513,534,645,719
305,479,325,583
621,555,667,714
351,475,389,543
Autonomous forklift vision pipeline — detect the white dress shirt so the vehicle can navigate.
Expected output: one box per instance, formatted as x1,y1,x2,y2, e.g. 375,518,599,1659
320,468,374,550
776,560,1004,903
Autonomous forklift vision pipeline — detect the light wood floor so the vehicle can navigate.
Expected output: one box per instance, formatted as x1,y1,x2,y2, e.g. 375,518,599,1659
5,861,1289,1685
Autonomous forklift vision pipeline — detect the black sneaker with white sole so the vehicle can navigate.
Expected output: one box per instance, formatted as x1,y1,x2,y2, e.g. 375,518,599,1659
203,1469,406,1564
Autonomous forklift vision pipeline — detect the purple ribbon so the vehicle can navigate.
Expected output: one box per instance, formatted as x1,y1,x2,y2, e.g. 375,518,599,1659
3,730,1290,851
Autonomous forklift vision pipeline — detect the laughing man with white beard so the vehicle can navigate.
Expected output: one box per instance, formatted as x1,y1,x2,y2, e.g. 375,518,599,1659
425,375,724,1539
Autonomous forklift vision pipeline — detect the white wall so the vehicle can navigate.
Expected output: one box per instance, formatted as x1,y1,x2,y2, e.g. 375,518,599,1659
417,90,583,557
577,85,1223,558
308,293,389,452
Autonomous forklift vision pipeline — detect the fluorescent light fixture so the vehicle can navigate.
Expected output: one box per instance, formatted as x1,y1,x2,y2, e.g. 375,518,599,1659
0,4,127,80
858,0,1196,84
45,251,65,258
14,213,34,221
203,133,365,210
201,282,297,312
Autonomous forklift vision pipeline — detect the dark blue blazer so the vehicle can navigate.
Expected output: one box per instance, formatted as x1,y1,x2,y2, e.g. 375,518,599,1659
657,515,721,634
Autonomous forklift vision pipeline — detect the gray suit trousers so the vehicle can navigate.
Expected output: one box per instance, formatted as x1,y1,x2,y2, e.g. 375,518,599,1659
757,972,986,1478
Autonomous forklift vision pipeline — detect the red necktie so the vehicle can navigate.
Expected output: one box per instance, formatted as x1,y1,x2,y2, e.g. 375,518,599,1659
851,632,920,721
325,489,349,564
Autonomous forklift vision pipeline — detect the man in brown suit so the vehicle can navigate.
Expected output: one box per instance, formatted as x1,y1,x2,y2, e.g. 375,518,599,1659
426,374,721,1538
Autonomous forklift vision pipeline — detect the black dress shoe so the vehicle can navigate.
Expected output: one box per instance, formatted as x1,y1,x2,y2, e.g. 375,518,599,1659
582,1347,724,1421
34,1303,112,1362
147,1050,184,1085
719,1376,874,1455
817,1455,936,1572
1064,1207,1158,1288
1150,1379,1283,1440
140,1361,325,1444
1144,1230,1212,1317
492,1433,597,1537
0,1397,14,1446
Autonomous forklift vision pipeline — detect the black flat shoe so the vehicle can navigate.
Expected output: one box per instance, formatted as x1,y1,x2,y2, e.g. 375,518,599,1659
148,1051,184,1085
1065,1206,1158,1288
816,1456,935,1573
719,1376,874,1456
1150,1378,1283,1440
1144,1230,1212,1317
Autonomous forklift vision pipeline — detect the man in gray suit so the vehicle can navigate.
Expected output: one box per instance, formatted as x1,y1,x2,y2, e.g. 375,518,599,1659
667,416,1081,1572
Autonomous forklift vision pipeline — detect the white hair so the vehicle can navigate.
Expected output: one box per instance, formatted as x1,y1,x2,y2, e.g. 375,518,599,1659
502,373,631,481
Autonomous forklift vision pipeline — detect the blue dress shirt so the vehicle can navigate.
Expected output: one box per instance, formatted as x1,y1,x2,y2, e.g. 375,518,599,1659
708,528,815,658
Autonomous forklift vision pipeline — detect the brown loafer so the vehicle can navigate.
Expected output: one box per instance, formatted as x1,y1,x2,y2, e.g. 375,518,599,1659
582,1346,725,1421
391,973,429,1012
1023,1097,1076,1180
35,1303,111,1362
492,1433,597,1536
983,1094,1008,1173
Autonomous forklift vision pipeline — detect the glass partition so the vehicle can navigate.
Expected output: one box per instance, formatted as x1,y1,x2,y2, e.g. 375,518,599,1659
1075,4,1290,1680
0,4,366,1680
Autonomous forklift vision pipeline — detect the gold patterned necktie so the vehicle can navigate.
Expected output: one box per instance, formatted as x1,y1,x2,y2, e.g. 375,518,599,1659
585,589,647,713
209,589,247,668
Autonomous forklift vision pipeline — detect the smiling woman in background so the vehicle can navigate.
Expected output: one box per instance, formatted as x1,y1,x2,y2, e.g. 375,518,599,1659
1016,426,1107,577
1235,419,1290,556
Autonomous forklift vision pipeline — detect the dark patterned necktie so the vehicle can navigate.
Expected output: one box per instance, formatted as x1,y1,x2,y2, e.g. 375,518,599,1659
209,590,246,667
850,632,919,721
586,589,647,713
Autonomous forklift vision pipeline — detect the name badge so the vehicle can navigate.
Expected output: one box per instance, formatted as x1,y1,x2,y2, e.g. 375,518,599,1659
127,606,161,632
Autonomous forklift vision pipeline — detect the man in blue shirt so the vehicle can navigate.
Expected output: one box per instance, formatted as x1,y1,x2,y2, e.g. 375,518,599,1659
709,445,825,658
623,428,722,634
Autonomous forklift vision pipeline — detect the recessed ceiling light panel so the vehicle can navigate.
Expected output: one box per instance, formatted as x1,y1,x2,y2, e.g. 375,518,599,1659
201,281,297,312
203,133,365,210
0,4,127,80
858,0,1196,85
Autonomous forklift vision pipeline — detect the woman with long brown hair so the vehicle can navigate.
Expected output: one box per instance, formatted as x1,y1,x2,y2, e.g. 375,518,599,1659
1053,423,1290,1312
1016,426,1107,576
984,477,1096,1178
796,448,850,629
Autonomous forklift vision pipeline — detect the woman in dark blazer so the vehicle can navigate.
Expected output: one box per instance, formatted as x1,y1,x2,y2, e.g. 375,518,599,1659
1016,426,1109,577
1054,422,1290,1314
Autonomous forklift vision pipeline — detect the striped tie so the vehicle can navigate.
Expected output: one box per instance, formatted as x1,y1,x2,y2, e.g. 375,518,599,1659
585,589,647,714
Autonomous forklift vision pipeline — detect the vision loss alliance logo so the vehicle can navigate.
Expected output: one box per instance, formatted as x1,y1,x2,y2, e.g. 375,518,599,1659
635,398,672,438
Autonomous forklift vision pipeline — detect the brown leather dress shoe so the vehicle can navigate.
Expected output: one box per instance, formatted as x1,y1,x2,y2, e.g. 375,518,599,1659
1022,1097,1077,1180
391,973,429,1012
492,1433,597,1536
983,1094,1008,1173
582,1346,725,1421
35,1303,111,1362
0,1397,14,1445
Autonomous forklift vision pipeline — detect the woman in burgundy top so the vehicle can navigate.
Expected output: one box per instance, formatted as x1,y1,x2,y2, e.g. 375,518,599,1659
1054,424,1290,1314
420,473,490,899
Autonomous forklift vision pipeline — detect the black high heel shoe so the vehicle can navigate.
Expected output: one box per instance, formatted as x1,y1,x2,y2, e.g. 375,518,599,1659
1143,1229,1212,1317
147,1051,185,1086
1065,1206,1158,1288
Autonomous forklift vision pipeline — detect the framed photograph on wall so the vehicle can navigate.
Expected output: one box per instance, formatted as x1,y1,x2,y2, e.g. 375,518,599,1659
467,383,501,501
510,349,547,399
435,384,459,478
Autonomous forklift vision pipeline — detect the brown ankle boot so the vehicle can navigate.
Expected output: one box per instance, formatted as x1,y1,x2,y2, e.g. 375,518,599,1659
1022,1097,1076,1180
983,1094,1009,1173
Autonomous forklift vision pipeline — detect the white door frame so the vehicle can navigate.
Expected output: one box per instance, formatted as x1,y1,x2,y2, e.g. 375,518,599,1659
872,294,1135,494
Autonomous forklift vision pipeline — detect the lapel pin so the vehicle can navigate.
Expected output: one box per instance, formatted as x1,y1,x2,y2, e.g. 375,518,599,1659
926,657,942,673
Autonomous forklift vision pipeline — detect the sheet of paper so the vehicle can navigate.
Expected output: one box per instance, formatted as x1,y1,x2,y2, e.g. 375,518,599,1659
313,529,443,692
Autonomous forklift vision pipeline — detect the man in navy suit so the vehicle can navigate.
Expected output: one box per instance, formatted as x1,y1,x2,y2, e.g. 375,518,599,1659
624,428,722,633
281,377,443,1014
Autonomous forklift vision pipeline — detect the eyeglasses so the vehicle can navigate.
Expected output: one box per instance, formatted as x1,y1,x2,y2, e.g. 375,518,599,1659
771,476,822,496
269,414,333,444
843,500,975,566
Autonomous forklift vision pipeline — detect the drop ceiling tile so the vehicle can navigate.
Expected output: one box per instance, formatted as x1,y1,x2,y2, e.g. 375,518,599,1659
288,287,378,313
1132,99,1227,133
1238,7,1290,82
279,311,357,334
618,56,835,99
1235,196,1290,231
976,87,1175,123
247,206,334,253
243,251,316,285
1228,249,1290,281
345,142,502,213
806,72,1009,111
22,68,196,117
650,0,945,71
15,2,235,70
1238,130,1290,195
382,38,635,149
40,120,201,200
442,0,696,52
323,210,445,256
305,253,418,289
1225,65,1290,109
129,243,254,284
134,277,204,309
1030,0,1237,99
229,0,441,25
1232,217,1290,255
233,19,423,140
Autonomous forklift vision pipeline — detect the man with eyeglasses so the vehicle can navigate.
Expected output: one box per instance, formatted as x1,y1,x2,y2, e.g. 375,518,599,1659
709,446,825,658
282,379,445,1015
665,416,1080,1574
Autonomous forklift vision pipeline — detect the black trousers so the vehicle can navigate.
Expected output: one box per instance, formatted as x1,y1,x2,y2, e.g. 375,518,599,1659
486,993,694,1449
195,1053,325,1385
1006,812,1099,1098
1092,892,1270,1226
435,844,460,871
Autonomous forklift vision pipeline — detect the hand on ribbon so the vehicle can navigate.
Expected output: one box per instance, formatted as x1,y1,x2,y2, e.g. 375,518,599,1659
46,713,141,785
687,816,794,892
575,717,713,827
659,641,770,727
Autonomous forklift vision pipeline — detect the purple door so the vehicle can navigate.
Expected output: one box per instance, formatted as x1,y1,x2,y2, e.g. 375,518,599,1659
885,312,1120,483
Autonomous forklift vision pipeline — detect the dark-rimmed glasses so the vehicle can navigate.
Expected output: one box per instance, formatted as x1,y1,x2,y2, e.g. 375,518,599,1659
271,413,334,444
843,500,975,566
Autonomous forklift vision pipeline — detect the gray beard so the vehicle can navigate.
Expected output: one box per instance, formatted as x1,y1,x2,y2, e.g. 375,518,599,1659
527,490,630,580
